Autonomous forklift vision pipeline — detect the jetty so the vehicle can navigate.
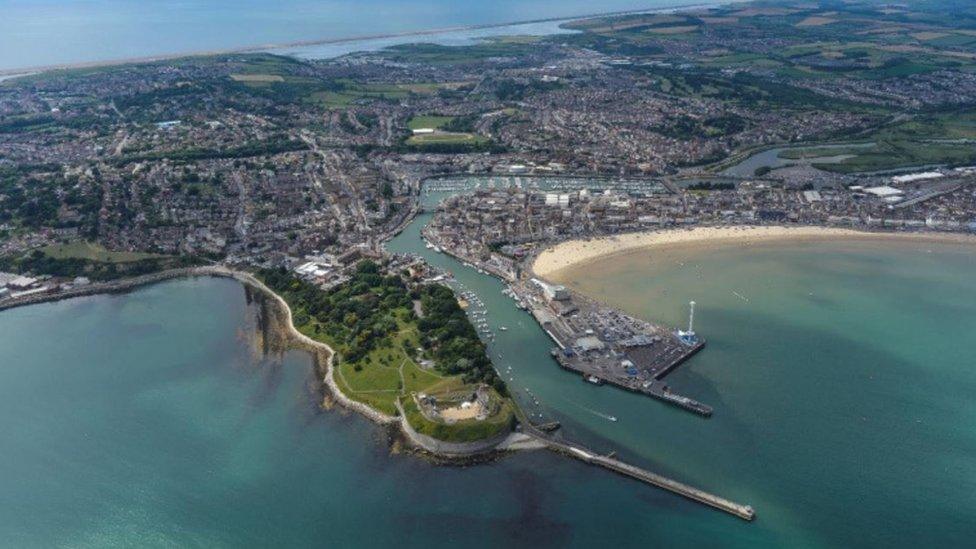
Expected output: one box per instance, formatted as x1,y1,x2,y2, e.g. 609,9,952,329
521,422,754,521
552,342,712,417
515,275,714,417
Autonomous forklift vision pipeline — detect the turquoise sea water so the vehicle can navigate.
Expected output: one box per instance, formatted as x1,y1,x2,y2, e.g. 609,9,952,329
2,232,975,546
547,239,976,546
0,278,619,547
0,0,690,71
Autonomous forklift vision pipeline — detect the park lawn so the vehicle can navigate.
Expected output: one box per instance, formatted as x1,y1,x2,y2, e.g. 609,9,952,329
41,241,161,263
309,81,411,108
407,115,455,130
321,309,474,416
309,91,358,108
403,360,463,394
339,358,401,393
341,388,399,417
356,83,412,98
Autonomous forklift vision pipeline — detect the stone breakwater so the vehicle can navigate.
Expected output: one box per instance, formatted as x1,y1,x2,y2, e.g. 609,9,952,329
0,266,514,457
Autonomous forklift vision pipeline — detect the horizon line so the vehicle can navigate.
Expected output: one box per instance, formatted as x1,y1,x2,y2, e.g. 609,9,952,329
0,1,731,77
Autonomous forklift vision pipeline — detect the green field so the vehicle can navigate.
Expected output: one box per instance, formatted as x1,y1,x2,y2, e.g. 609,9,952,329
230,74,424,109
310,80,470,109
560,5,976,82
309,82,409,108
41,241,161,263
813,113,976,172
325,313,463,416
398,81,473,94
377,42,538,64
1,243,200,282
407,115,455,130
778,145,876,159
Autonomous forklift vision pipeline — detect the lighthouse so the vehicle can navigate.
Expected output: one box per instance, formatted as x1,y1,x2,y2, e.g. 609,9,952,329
678,300,698,345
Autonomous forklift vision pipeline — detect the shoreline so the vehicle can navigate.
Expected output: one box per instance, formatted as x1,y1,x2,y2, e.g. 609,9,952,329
533,226,976,279
245,272,535,458
0,266,528,459
0,264,756,516
0,1,731,77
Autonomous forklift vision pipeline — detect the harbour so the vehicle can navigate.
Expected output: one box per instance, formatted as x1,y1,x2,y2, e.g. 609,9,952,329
3,0,976,543
0,217,973,545
384,177,976,536
400,178,746,516
417,175,719,418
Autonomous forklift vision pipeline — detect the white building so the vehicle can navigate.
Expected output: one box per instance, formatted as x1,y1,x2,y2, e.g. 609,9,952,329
8,276,38,290
863,186,904,200
892,172,942,184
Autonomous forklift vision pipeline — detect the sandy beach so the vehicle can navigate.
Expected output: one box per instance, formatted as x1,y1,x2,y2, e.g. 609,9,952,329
532,225,976,278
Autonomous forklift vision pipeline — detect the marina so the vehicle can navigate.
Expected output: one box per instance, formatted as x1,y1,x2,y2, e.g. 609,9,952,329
3,185,973,545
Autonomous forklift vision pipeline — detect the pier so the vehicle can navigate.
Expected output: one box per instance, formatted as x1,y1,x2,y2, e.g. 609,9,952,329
552,348,713,417
526,286,714,417
521,424,754,521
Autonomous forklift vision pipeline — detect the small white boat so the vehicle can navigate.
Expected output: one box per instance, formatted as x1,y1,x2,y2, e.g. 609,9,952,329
500,326,508,331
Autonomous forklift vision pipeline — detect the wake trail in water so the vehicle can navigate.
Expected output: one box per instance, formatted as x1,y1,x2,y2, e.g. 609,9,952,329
555,394,617,422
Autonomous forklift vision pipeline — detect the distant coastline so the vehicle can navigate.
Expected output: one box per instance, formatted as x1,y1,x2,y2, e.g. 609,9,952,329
533,226,976,279
0,2,725,77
